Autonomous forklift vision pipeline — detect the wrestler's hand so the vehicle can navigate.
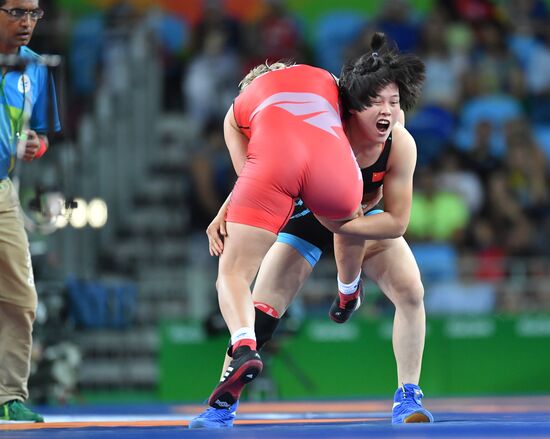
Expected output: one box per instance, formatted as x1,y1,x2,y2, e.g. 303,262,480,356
206,210,227,256
361,185,383,213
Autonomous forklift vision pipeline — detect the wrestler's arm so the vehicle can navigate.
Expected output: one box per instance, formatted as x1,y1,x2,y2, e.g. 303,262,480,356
224,105,249,175
332,111,405,280
318,124,416,239
206,107,249,255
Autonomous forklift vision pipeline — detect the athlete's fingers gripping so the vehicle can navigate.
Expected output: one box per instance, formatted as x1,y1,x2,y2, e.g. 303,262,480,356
206,227,223,256
206,215,227,256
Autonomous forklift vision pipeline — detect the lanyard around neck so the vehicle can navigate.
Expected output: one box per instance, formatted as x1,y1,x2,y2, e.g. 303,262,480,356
1,69,27,145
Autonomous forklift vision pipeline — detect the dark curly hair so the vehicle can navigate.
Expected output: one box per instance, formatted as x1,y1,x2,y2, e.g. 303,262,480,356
339,32,425,119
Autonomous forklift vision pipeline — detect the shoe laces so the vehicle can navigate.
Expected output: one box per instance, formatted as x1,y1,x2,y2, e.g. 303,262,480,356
199,406,235,420
400,385,424,406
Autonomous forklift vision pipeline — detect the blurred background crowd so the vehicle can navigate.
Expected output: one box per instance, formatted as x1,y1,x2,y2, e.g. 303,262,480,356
18,0,550,405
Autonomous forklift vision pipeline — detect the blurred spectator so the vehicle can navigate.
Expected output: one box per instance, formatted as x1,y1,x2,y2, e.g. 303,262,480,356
244,0,304,70
505,0,550,72
454,21,525,154
478,168,538,257
464,217,506,282
313,12,367,75
483,169,524,227
523,24,550,124
224,0,267,24
375,0,420,52
446,20,474,57
182,28,240,131
535,215,550,256
408,166,470,243
465,120,502,183
502,0,549,34
186,119,236,232
189,0,244,55
67,13,104,134
145,7,189,110
441,0,496,23
502,119,549,219
463,20,524,99
435,147,484,215
405,105,455,166
102,1,141,96
454,94,523,155
505,217,536,258
417,10,467,111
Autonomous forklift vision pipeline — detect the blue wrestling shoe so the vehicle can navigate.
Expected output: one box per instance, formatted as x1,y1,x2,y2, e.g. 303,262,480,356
392,384,434,424
188,401,238,428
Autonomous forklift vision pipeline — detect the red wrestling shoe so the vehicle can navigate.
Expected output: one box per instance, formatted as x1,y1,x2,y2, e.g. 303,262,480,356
328,279,365,323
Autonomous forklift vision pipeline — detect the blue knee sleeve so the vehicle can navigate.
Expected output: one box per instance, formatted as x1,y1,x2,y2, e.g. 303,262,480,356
277,210,382,267
366,209,384,216
277,233,322,267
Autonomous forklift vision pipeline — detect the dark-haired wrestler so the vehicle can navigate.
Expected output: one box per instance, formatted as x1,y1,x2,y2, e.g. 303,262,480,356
190,32,432,428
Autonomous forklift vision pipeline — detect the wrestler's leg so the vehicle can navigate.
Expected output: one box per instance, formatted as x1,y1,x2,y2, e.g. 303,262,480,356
328,210,383,323
333,233,366,283
362,237,433,423
253,241,315,314
216,222,276,341
217,240,316,380
362,237,425,385
328,233,366,323
192,237,317,426
205,223,276,410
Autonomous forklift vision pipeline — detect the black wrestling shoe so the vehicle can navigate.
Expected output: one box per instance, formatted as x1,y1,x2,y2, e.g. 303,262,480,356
207,346,263,409
328,279,365,324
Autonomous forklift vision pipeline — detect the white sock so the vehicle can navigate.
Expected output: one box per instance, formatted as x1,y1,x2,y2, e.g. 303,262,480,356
230,327,256,346
337,271,361,294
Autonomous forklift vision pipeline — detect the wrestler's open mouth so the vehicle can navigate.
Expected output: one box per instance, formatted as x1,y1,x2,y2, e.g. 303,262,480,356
376,119,390,133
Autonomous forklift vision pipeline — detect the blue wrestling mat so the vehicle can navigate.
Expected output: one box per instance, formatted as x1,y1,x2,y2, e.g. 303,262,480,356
2,396,550,438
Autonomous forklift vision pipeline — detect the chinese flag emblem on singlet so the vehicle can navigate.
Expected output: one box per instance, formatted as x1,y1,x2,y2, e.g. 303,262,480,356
372,172,385,182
